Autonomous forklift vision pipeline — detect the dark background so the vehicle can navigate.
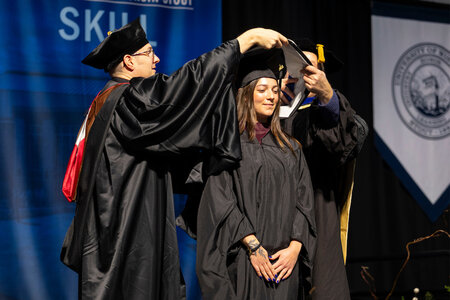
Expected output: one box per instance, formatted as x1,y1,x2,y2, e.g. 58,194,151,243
222,0,449,299
0,1,446,299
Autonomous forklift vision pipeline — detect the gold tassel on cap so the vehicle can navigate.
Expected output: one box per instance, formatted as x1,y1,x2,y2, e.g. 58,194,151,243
316,44,325,71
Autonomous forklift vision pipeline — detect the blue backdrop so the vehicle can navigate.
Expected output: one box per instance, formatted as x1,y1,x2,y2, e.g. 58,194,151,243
0,1,221,299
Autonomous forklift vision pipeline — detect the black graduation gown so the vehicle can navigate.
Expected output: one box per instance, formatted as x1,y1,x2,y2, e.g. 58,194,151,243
197,131,316,300
282,91,361,300
60,40,242,300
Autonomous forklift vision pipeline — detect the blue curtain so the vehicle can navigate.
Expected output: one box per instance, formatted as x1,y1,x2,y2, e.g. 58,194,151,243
0,1,221,299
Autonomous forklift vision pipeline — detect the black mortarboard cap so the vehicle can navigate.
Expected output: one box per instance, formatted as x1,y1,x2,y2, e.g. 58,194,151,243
294,38,344,73
82,18,149,69
236,47,286,88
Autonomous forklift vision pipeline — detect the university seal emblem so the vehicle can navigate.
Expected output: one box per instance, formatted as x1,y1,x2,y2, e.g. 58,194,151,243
392,43,450,139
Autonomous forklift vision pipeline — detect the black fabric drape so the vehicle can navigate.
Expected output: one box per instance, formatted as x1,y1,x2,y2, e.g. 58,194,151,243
222,1,449,298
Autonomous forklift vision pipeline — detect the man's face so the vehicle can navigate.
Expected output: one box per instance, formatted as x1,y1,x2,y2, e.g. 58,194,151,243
131,43,160,77
304,51,318,68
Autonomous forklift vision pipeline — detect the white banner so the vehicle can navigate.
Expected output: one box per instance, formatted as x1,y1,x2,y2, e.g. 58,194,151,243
372,7,450,221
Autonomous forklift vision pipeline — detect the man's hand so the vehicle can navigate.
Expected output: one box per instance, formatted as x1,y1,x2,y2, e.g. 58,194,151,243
237,28,288,54
269,240,302,283
302,65,333,105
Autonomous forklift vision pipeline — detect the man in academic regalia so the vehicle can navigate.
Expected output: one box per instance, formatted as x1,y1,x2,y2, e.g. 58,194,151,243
281,39,368,300
60,18,288,300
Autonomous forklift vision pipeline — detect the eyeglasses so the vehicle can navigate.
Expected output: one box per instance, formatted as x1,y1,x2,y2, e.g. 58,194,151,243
131,49,154,57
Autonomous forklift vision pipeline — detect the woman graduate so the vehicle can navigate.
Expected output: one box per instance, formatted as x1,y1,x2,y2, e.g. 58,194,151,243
196,48,317,300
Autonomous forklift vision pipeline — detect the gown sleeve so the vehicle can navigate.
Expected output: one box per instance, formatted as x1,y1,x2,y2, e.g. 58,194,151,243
111,39,242,174
308,90,362,166
197,170,255,256
290,147,316,272
196,169,255,297
316,91,340,126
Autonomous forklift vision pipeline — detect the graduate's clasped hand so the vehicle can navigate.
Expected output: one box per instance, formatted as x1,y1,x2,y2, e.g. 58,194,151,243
249,242,303,284
270,240,303,283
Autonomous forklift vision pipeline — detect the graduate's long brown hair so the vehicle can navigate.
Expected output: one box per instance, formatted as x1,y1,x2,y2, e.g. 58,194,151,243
236,78,300,155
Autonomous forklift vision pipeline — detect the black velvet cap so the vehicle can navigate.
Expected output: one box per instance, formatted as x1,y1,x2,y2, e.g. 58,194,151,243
237,47,286,88
82,18,149,70
295,38,343,73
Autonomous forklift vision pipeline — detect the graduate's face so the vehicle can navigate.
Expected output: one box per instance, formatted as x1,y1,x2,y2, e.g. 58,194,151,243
253,77,279,123
131,43,160,77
